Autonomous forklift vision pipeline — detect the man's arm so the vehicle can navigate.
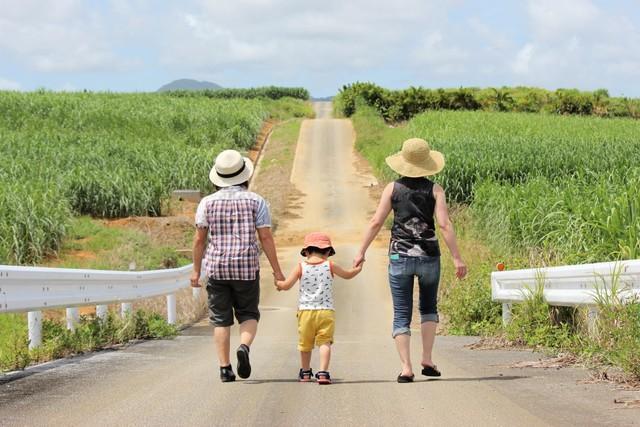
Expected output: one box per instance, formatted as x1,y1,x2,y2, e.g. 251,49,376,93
190,227,208,287
257,227,285,281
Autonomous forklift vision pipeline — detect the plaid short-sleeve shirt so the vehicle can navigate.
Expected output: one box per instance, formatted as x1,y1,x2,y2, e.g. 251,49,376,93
195,186,271,280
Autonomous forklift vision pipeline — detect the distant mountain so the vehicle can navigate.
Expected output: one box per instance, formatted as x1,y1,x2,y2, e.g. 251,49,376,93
157,79,222,92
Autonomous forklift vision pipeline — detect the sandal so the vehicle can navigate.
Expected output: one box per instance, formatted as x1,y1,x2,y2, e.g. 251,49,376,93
397,373,415,383
220,365,236,383
298,368,314,382
315,370,332,385
421,364,441,377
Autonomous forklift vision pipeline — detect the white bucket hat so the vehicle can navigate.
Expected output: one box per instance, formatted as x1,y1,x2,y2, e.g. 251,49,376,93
385,138,445,177
209,150,254,187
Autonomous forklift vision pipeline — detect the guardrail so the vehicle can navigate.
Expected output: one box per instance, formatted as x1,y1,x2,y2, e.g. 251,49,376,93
0,263,202,349
491,260,640,325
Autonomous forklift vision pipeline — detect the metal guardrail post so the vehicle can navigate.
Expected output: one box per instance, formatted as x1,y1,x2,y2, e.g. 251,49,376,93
587,306,599,337
502,303,512,325
66,307,79,331
121,303,132,318
192,287,201,300
28,311,42,349
166,294,177,325
96,305,108,320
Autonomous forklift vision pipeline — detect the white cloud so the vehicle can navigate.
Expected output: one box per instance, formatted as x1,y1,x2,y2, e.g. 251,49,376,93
509,0,640,91
0,0,142,72
0,77,21,90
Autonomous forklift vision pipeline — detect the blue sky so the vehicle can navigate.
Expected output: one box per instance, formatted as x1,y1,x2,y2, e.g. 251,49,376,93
0,0,638,97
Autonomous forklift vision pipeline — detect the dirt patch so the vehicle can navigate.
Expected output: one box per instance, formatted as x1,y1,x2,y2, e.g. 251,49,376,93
104,212,194,249
251,121,304,235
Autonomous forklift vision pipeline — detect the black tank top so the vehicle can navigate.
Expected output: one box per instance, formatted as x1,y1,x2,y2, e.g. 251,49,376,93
390,177,440,257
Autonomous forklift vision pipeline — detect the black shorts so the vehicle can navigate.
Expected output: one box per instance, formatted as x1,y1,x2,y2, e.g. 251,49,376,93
206,274,261,327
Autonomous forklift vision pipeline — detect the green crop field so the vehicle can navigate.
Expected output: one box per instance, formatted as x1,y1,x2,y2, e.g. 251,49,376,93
0,91,311,265
349,106,640,264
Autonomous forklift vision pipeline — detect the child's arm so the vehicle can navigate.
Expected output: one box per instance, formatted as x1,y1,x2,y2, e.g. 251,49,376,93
331,262,362,280
275,263,302,291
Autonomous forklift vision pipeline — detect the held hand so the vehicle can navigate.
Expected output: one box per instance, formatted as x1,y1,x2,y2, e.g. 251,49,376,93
453,258,467,280
190,271,201,288
272,271,285,282
353,253,366,268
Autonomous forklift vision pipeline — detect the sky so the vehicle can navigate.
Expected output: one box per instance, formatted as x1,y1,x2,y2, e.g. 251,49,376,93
0,0,639,97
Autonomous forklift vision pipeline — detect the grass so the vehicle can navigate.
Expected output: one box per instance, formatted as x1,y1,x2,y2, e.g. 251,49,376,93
0,311,178,372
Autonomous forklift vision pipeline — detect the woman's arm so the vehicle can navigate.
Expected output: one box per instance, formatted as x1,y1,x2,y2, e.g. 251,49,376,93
275,263,302,291
353,182,394,267
433,184,467,279
332,262,362,279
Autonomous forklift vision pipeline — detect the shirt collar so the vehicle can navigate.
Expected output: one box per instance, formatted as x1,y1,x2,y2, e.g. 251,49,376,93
219,185,246,192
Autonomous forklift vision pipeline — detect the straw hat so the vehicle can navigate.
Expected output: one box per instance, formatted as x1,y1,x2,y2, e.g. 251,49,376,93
209,150,254,187
300,232,336,256
385,138,445,177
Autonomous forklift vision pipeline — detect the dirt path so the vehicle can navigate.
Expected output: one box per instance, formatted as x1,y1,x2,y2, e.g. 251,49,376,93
1,103,638,426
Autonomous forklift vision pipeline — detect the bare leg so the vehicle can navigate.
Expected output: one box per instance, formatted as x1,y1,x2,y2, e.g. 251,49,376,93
319,344,331,371
300,351,312,370
421,321,437,367
214,326,231,366
239,319,258,347
394,334,413,376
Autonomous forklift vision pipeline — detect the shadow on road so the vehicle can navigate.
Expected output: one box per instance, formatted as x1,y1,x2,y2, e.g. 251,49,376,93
241,375,528,385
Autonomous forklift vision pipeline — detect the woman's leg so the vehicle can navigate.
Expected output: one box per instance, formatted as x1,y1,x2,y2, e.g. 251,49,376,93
417,256,441,367
388,257,414,376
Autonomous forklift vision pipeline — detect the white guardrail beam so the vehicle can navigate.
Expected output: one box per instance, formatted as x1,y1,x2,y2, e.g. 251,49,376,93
492,260,640,324
0,263,203,349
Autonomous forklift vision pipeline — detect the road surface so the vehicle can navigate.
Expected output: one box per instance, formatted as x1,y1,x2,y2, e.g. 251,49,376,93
1,103,637,426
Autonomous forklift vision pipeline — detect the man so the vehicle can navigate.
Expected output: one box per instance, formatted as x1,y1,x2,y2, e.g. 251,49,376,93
191,149,285,382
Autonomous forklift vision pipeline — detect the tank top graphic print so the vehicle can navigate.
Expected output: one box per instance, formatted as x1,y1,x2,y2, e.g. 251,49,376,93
298,260,334,310
390,177,441,257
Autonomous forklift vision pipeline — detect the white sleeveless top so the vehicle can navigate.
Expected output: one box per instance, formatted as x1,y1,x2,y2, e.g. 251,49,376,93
298,260,334,310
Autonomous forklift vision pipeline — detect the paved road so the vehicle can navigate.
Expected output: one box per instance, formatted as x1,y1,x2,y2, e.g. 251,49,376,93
1,103,637,426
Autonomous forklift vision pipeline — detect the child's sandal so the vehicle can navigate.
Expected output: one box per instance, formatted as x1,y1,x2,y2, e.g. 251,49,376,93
298,368,313,382
315,370,332,385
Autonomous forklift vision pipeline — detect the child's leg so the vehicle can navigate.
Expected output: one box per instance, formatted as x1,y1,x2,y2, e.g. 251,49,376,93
319,343,331,371
316,310,335,372
300,351,312,370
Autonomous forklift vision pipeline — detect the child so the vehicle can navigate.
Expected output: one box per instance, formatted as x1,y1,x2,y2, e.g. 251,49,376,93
275,232,362,384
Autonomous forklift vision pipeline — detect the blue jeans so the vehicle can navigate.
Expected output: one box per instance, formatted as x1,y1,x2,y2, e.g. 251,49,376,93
388,255,441,338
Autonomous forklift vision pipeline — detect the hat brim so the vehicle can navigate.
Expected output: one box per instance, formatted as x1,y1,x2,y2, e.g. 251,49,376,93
209,157,254,187
385,150,445,177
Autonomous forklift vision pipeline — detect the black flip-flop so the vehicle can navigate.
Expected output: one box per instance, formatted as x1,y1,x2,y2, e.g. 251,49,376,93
397,374,415,383
421,364,441,377
236,344,251,379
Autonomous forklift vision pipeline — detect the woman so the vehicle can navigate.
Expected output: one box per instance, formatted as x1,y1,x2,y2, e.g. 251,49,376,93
353,138,467,383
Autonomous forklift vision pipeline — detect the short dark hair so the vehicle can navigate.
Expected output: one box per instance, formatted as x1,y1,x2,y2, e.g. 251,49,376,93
215,181,249,191
302,246,334,257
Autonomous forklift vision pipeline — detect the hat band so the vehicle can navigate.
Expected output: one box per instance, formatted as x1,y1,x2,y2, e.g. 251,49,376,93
216,161,245,179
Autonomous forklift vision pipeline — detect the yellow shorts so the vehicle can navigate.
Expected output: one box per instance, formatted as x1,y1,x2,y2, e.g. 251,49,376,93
297,309,335,352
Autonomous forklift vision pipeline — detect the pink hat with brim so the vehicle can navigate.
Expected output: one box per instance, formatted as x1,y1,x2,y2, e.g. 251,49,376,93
300,232,335,256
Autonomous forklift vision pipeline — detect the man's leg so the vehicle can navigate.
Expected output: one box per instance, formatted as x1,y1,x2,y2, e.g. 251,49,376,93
239,319,258,347
214,326,231,366
206,279,234,369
